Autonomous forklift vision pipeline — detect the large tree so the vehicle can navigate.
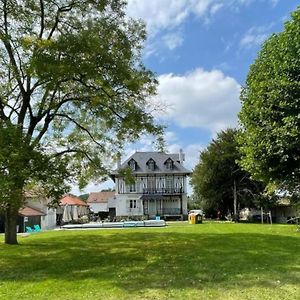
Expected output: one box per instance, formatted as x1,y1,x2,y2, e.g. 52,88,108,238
0,0,163,244
238,7,300,194
191,129,264,219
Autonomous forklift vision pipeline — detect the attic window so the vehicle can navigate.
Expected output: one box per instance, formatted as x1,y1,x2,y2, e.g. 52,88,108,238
147,159,155,171
128,159,136,170
165,158,173,170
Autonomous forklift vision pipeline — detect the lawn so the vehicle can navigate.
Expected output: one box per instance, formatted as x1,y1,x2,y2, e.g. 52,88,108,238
0,223,299,300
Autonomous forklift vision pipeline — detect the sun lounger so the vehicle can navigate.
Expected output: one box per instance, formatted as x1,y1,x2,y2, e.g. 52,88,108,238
34,224,41,232
26,226,33,233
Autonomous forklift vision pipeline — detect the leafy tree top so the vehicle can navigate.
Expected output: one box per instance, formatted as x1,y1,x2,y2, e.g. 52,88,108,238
0,0,163,202
238,7,300,193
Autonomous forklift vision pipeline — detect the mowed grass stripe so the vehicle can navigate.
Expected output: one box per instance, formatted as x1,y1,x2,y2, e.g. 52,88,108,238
0,223,299,300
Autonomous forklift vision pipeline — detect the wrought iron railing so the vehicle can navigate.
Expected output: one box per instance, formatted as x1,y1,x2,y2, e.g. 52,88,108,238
142,188,183,195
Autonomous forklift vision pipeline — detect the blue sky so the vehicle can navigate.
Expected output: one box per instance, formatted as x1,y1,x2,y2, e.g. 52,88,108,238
72,0,298,195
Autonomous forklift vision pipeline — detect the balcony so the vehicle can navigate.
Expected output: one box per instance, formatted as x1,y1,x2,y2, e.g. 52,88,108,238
142,188,183,195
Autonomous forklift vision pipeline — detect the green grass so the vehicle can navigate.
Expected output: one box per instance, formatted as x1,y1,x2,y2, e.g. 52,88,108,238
0,223,299,300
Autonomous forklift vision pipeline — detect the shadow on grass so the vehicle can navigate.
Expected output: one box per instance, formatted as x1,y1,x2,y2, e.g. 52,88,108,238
0,229,299,292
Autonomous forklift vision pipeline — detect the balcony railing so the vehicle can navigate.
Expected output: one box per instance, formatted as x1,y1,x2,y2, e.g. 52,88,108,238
142,188,183,195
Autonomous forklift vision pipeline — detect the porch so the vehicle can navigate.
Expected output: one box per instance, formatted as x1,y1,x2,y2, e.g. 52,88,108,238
141,195,183,219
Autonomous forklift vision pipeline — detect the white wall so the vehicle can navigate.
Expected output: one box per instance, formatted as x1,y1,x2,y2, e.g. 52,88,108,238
41,208,57,230
89,203,108,213
27,197,57,230
113,194,188,216
114,194,143,216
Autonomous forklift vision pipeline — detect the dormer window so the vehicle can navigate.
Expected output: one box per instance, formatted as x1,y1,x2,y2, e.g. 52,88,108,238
165,158,173,170
147,158,155,171
128,159,136,170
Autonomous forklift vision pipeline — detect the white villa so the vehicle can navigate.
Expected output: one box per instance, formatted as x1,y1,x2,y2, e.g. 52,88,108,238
109,150,191,220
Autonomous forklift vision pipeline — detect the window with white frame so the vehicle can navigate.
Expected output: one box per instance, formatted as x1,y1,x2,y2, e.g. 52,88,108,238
147,159,155,171
166,176,173,191
165,158,173,170
129,199,137,209
129,159,136,170
129,183,136,192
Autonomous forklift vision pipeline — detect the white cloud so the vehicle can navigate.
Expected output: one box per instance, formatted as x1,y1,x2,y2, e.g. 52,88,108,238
127,0,274,36
163,32,184,50
127,0,190,36
240,24,273,48
157,68,241,133
127,0,275,56
240,32,268,48
210,3,224,15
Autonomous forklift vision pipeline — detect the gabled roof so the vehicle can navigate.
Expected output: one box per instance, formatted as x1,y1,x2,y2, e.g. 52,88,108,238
87,191,115,203
164,157,174,164
60,195,89,206
112,151,191,175
19,206,46,217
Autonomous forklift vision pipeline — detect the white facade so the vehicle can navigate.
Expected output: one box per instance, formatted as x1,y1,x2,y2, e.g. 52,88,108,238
26,197,57,230
89,202,108,213
110,151,191,220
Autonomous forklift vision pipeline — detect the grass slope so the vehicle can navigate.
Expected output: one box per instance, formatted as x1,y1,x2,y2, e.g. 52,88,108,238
0,223,299,300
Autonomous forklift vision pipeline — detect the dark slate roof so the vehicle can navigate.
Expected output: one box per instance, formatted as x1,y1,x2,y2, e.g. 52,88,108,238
112,152,191,175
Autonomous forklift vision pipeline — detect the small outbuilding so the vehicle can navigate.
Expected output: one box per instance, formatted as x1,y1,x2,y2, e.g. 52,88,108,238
57,195,90,225
87,191,115,219
18,206,46,233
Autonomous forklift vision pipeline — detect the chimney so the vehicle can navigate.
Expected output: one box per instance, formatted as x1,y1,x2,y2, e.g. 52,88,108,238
179,149,185,165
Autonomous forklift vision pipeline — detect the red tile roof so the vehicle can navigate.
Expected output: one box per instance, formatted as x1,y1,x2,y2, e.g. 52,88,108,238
87,191,115,203
19,206,46,217
60,195,89,206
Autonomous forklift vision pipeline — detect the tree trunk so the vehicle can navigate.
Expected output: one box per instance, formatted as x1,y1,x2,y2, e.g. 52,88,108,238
4,205,19,245
233,179,238,222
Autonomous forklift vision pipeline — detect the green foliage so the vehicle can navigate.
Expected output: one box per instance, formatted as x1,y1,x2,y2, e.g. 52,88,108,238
117,167,136,185
0,122,69,210
78,194,89,201
238,7,300,194
191,129,264,216
187,194,203,210
0,0,163,243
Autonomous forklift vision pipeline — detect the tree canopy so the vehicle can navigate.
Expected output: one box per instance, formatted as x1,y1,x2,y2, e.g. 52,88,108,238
191,129,264,218
238,7,300,193
0,0,163,244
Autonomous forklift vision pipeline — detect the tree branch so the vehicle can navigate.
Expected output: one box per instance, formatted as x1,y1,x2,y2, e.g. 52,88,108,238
39,0,45,38
47,1,76,40
73,77,125,121
55,113,105,150
53,148,94,163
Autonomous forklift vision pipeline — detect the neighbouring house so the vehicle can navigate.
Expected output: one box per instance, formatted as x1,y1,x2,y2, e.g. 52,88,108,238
57,194,90,225
239,199,298,224
18,206,46,232
0,190,57,233
271,198,298,223
109,150,191,220
24,190,57,230
87,191,115,219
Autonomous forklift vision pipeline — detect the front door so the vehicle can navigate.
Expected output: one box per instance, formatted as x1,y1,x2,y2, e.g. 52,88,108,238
109,208,116,221
148,199,156,216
